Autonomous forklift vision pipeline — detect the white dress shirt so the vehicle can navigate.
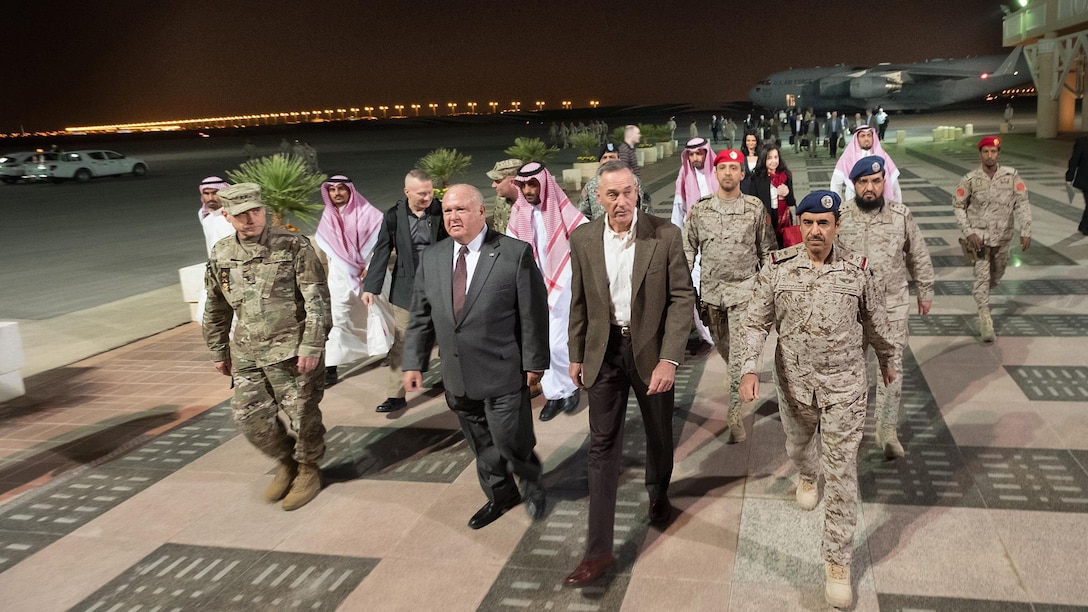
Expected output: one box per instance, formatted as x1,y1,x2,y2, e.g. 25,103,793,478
603,210,638,325
453,227,487,296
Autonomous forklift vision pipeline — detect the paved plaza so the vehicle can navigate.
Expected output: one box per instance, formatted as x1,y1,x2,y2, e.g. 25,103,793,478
2,129,1087,611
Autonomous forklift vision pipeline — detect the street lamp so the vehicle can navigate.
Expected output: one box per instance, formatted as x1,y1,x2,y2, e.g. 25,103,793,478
512,100,521,111
467,101,477,114
562,100,571,110
589,100,600,109
364,106,373,118
350,107,359,119
411,104,421,116
379,105,388,117
536,101,544,111
489,101,498,113
394,104,404,117
447,102,458,115
429,103,438,115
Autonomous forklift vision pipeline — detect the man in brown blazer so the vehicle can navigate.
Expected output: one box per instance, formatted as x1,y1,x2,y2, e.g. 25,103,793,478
564,161,697,587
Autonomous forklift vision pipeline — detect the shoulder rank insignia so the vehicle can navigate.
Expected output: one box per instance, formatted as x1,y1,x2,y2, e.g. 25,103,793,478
770,244,803,264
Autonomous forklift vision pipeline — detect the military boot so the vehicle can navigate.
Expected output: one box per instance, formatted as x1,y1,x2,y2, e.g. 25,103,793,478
263,457,298,502
978,309,995,342
725,408,747,444
825,562,852,609
876,423,905,459
796,478,819,511
281,463,322,511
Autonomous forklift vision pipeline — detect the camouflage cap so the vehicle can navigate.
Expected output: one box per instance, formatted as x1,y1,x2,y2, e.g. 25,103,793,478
486,158,522,180
219,182,265,216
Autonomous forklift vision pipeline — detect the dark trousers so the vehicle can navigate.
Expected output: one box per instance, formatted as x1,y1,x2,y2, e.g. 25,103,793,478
446,387,542,505
1079,189,1088,234
584,327,675,560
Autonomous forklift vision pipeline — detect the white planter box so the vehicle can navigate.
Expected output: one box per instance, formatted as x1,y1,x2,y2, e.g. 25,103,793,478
179,264,206,303
0,370,25,403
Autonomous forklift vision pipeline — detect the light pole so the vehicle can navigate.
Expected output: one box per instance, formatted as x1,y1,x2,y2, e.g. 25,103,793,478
447,102,458,115
394,104,404,117
350,107,359,119
467,101,477,114
536,101,544,111
489,101,498,113
512,100,521,112
411,104,420,116
364,106,373,118
379,105,388,118
589,100,600,109
429,103,438,116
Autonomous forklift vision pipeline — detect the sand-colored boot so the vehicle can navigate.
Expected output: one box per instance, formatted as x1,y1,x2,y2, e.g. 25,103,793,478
281,463,322,511
725,405,746,444
825,562,852,609
263,457,298,502
796,478,818,511
978,309,995,342
876,424,905,459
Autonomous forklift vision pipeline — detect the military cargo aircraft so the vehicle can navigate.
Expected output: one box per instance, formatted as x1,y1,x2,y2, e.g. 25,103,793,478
748,48,1031,111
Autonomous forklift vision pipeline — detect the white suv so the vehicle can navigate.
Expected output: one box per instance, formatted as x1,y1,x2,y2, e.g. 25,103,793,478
0,151,36,183
25,150,148,183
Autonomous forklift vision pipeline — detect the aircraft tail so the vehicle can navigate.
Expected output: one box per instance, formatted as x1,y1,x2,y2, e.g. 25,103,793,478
992,47,1023,77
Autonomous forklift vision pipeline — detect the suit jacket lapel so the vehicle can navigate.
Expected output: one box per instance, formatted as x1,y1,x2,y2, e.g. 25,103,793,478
631,216,657,298
459,230,500,324
438,240,455,323
396,203,413,255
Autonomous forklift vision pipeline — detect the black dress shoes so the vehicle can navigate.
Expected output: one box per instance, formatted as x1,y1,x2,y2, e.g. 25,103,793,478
564,555,616,587
524,488,546,520
375,397,407,413
324,366,338,387
539,399,562,421
468,495,521,529
649,496,672,525
560,393,580,414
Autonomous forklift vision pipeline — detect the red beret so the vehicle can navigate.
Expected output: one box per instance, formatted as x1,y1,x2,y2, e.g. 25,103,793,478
978,136,1001,149
713,149,745,166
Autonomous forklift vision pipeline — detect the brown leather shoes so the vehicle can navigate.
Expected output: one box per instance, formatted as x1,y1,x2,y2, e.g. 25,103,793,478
564,556,615,587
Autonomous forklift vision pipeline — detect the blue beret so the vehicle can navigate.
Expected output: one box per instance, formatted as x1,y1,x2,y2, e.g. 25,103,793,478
797,190,841,216
850,155,885,181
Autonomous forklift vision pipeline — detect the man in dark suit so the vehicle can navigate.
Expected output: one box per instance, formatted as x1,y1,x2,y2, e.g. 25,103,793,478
1065,134,1088,235
403,184,551,529
363,169,447,412
564,161,697,587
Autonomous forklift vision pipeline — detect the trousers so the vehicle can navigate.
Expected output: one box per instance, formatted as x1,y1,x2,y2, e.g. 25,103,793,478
232,357,327,464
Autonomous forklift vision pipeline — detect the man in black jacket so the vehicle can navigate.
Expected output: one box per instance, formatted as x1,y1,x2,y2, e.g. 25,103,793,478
1065,134,1088,235
362,169,447,412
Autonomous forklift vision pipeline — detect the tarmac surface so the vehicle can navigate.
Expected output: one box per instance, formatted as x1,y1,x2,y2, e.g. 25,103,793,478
2,107,1088,610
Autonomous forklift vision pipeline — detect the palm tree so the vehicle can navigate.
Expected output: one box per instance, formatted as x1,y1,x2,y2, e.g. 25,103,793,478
416,148,472,188
504,137,559,164
226,154,325,227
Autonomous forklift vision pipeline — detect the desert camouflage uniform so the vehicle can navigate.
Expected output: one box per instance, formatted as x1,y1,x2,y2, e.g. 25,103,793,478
740,243,895,567
837,198,934,431
683,193,775,427
204,226,332,464
578,175,649,221
952,165,1032,309
491,195,512,235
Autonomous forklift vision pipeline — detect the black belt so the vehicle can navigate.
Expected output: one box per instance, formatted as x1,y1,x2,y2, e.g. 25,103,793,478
611,324,631,337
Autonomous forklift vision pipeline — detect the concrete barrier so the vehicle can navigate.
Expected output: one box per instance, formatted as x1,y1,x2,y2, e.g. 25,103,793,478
179,263,205,322
561,168,582,191
965,123,974,137
0,322,25,402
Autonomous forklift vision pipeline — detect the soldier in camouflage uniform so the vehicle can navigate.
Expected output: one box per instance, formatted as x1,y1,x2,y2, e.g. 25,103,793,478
952,136,1032,342
837,156,934,459
203,183,332,511
739,190,897,610
683,149,776,443
579,143,648,220
487,158,521,234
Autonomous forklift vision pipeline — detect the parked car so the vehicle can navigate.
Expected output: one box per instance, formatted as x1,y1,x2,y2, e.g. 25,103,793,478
25,150,148,183
0,151,36,183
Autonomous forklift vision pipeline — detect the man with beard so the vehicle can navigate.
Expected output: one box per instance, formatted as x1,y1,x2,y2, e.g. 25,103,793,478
671,137,717,349
487,158,521,234
195,177,236,325
362,169,447,412
509,163,588,421
314,175,384,386
684,150,776,443
953,136,1032,342
739,190,896,609
830,125,902,204
836,156,934,458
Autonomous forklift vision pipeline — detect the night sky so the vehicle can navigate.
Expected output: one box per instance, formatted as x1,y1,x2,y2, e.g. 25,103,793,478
5,0,1008,132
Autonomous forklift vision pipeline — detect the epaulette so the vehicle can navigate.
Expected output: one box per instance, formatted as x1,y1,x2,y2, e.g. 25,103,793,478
696,194,714,204
770,243,805,264
842,249,868,270
889,202,907,215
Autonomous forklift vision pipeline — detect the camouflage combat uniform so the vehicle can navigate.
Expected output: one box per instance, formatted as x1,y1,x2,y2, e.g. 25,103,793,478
203,226,332,464
684,193,775,431
837,198,933,440
491,195,512,234
740,243,895,567
952,164,1032,310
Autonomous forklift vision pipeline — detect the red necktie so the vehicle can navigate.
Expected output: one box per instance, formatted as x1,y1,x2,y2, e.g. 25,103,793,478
453,245,468,323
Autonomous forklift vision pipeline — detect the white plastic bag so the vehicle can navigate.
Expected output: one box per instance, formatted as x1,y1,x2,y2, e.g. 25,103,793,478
366,296,396,356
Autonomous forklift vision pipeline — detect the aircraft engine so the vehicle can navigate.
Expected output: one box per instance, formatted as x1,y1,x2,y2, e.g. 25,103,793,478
849,76,902,99
817,77,851,97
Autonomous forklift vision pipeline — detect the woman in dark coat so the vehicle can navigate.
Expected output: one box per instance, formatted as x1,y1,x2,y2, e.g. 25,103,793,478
749,144,797,247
